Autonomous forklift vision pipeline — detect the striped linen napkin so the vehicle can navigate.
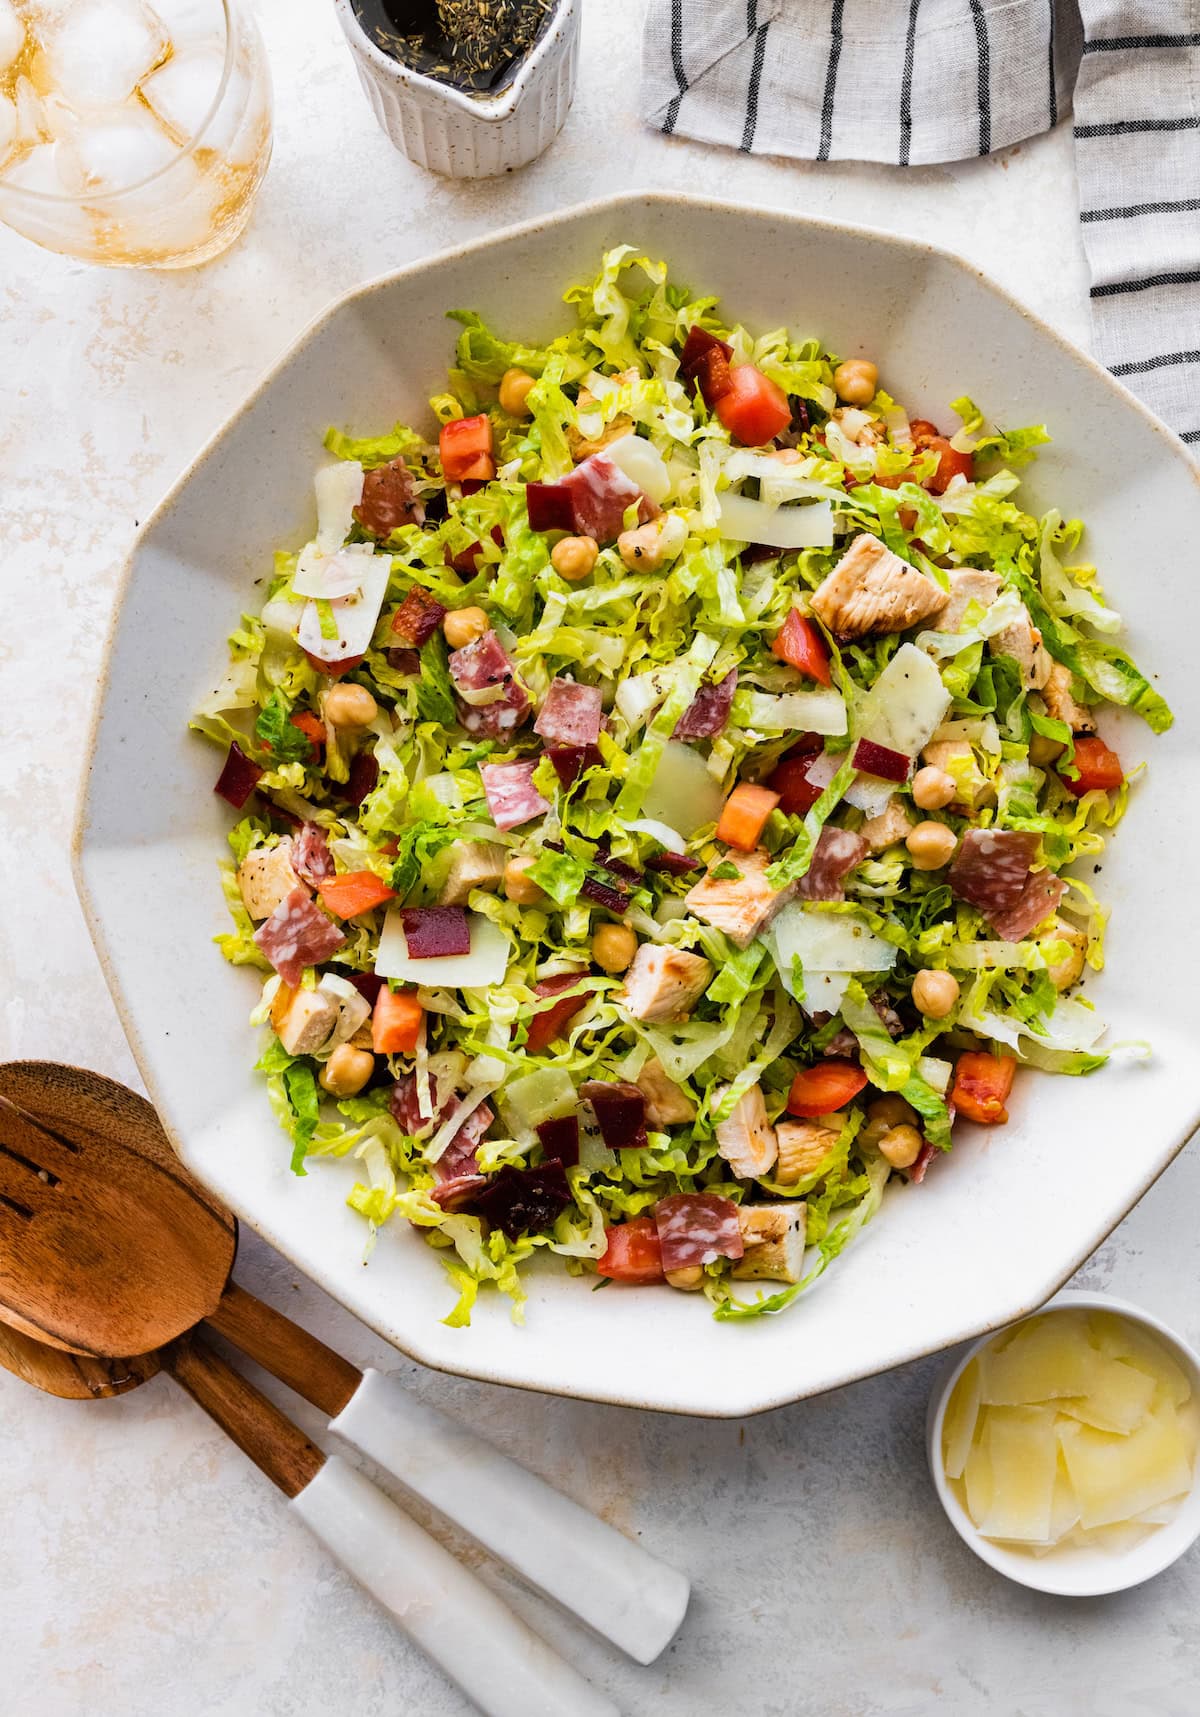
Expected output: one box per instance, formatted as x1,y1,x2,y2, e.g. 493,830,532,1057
642,1,1200,453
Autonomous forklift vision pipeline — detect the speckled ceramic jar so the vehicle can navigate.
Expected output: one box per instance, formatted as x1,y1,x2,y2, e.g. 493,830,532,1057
333,0,579,179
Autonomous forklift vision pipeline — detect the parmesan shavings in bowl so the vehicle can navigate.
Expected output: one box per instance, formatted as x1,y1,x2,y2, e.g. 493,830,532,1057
927,1293,1200,1595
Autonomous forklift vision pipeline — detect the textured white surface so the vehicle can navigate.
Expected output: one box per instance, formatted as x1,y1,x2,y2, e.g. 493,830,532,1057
1,0,1198,1712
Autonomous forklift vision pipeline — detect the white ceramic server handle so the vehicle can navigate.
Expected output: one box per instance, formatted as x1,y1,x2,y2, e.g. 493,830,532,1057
330,1369,690,1665
292,1455,620,1717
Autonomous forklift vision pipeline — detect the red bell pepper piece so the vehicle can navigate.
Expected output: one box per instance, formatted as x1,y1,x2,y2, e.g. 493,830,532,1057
771,610,832,685
786,1061,868,1118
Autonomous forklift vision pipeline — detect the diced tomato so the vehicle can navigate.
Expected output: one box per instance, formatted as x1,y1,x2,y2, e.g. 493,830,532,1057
909,419,974,494
766,755,823,816
596,1216,665,1284
950,1051,1016,1125
319,871,396,919
302,649,365,679
714,365,792,446
1059,736,1123,797
289,711,325,751
525,977,589,1054
771,609,832,685
439,414,493,483
372,988,423,1056
716,782,780,852
786,1060,868,1118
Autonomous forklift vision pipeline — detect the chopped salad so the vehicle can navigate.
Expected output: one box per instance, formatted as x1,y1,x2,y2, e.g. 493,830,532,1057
194,246,1170,1325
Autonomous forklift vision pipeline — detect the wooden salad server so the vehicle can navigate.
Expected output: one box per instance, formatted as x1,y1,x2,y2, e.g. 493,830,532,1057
0,1061,688,1667
0,1317,617,1717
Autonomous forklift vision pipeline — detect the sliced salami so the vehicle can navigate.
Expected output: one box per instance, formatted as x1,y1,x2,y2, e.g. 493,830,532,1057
390,587,446,646
794,826,869,902
252,886,346,987
534,678,603,748
654,1192,744,1272
480,759,551,831
431,1173,488,1211
354,457,424,537
448,629,532,738
293,821,335,886
949,830,1041,914
560,452,643,544
437,1100,495,1181
986,871,1066,942
674,670,737,741
389,1072,454,1136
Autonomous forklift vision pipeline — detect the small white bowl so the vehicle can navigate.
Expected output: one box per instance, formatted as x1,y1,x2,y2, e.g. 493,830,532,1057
333,0,579,179
927,1290,1200,1595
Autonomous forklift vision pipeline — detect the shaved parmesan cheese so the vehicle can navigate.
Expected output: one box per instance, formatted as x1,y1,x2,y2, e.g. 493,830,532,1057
298,550,391,665
262,593,305,642
764,906,898,1010
855,642,951,759
603,432,671,504
944,1308,1199,1555
742,687,848,736
314,459,364,552
317,972,372,1047
717,492,834,550
375,909,510,987
800,748,894,816
615,669,669,732
293,541,376,600
641,741,726,839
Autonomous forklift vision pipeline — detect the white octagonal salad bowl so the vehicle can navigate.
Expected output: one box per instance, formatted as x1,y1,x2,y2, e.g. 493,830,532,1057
75,192,1200,1418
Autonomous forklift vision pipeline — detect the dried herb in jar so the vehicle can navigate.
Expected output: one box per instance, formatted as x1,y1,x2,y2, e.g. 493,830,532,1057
352,0,555,95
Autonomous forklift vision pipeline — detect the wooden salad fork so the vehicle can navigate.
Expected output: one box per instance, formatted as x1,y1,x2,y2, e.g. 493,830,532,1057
0,1062,688,1671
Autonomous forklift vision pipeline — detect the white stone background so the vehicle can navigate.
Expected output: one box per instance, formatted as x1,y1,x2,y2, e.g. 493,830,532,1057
2,0,1199,1711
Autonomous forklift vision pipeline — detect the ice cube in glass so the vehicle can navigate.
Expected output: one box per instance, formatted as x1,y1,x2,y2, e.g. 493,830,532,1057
140,45,224,143
0,0,25,72
43,0,169,109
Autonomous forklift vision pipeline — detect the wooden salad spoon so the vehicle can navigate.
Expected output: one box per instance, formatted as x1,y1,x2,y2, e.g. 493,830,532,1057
0,1061,688,1668
0,1315,616,1717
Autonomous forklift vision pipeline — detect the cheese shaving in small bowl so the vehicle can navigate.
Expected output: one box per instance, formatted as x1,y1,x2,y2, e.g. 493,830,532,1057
927,1290,1200,1595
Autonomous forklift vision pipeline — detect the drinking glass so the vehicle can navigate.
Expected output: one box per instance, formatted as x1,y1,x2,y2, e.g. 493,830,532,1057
0,0,273,268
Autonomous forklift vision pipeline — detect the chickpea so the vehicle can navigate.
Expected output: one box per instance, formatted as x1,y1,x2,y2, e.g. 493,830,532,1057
503,855,547,906
550,535,599,582
911,968,961,1020
617,513,688,573
833,358,879,406
1029,733,1065,767
592,922,638,974
319,1043,375,1099
323,682,377,730
665,1266,704,1291
911,765,957,811
443,606,490,650
866,1093,918,1129
906,821,958,871
878,1123,924,1170
858,1116,894,1153
498,367,537,417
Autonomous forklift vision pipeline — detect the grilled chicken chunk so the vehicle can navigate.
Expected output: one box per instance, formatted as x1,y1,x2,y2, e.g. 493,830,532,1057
1041,661,1096,733
238,839,303,922
618,944,712,1022
438,840,507,906
684,846,797,950
714,1083,779,1180
635,1056,697,1127
811,533,949,640
775,1120,840,1185
731,1203,808,1283
938,568,1001,634
860,795,915,854
990,605,1052,690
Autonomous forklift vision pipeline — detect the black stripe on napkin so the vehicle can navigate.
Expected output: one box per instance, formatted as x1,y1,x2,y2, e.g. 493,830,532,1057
1110,350,1200,378
1076,116,1200,137
1048,5,1057,128
899,0,922,165
817,0,845,162
1082,34,1200,54
1091,269,1200,299
1081,196,1200,223
741,2,770,152
662,0,688,135
1180,430,1200,445
968,0,991,155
